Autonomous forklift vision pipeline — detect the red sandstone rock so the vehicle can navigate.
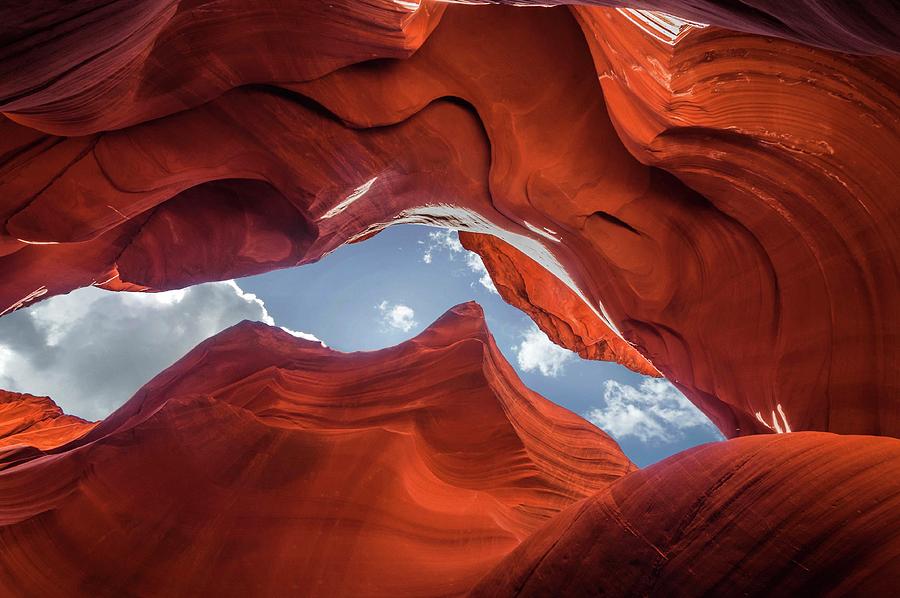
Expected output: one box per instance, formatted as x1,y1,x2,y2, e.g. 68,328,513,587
0,0,894,141
1,4,897,595
0,303,635,596
459,231,659,377
296,5,900,437
573,8,900,438
0,0,445,135
0,390,94,452
470,432,900,597
485,2,900,56
0,3,897,442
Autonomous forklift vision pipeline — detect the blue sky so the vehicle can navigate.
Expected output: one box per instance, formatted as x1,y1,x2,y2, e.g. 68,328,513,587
0,224,721,466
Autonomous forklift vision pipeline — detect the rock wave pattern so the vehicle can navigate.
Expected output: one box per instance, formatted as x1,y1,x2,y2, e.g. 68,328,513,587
2,306,898,596
1,2,898,596
2,2,897,439
471,432,900,597
0,303,635,596
0,391,94,456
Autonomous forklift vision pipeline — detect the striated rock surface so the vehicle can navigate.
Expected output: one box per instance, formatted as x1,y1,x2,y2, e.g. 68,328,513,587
1,3,897,595
0,0,895,130
0,2,898,444
0,303,635,597
0,390,94,452
470,432,900,597
0,0,445,135
574,8,900,438
483,1,900,56
459,231,659,377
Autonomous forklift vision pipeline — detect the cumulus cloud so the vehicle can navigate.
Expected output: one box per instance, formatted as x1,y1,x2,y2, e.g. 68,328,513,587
0,281,320,420
464,252,499,294
421,228,463,264
420,228,498,294
585,379,718,443
513,324,574,377
376,301,417,333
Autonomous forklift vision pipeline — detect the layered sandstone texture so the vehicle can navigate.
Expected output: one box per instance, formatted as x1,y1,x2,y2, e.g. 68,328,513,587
0,3,898,596
485,0,900,55
459,231,659,377
0,304,635,597
1,2,897,440
0,391,94,453
471,433,900,597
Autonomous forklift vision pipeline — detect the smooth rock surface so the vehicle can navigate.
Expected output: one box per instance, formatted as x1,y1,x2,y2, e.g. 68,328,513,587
459,231,659,377
483,1,900,55
0,0,445,135
470,432,900,597
575,8,900,438
0,390,94,452
0,303,634,597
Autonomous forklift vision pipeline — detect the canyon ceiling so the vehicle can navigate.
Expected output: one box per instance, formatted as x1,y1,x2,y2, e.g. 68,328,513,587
0,1,898,596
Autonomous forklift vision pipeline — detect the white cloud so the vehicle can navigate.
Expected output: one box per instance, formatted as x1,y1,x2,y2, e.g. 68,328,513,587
221,280,321,343
513,324,573,377
421,228,498,294
464,252,499,294
422,228,463,264
376,301,417,333
585,379,718,443
0,280,321,420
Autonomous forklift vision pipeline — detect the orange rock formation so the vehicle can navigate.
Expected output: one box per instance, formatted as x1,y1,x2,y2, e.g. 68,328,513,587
459,231,659,377
471,432,900,597
0,391,94,453
2,4,897,438
0,304,635,596
0,3,898,594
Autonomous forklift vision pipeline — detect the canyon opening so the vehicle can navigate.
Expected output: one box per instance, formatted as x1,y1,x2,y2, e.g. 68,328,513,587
0,2,898,597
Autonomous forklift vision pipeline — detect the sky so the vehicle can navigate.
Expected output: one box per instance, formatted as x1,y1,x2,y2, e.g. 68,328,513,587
0,225,722,466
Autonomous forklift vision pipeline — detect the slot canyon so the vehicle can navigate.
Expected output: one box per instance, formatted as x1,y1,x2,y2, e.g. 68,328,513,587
0,1,898,596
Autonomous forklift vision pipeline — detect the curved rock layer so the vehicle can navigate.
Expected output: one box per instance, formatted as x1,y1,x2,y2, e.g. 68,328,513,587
0,2,898,441
0,303,635,597
574,8,900,438
0,391,94,452
459,231,659,377
470,432,900,597
0,0,895,131
486,1,900,56
0,0,446,135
